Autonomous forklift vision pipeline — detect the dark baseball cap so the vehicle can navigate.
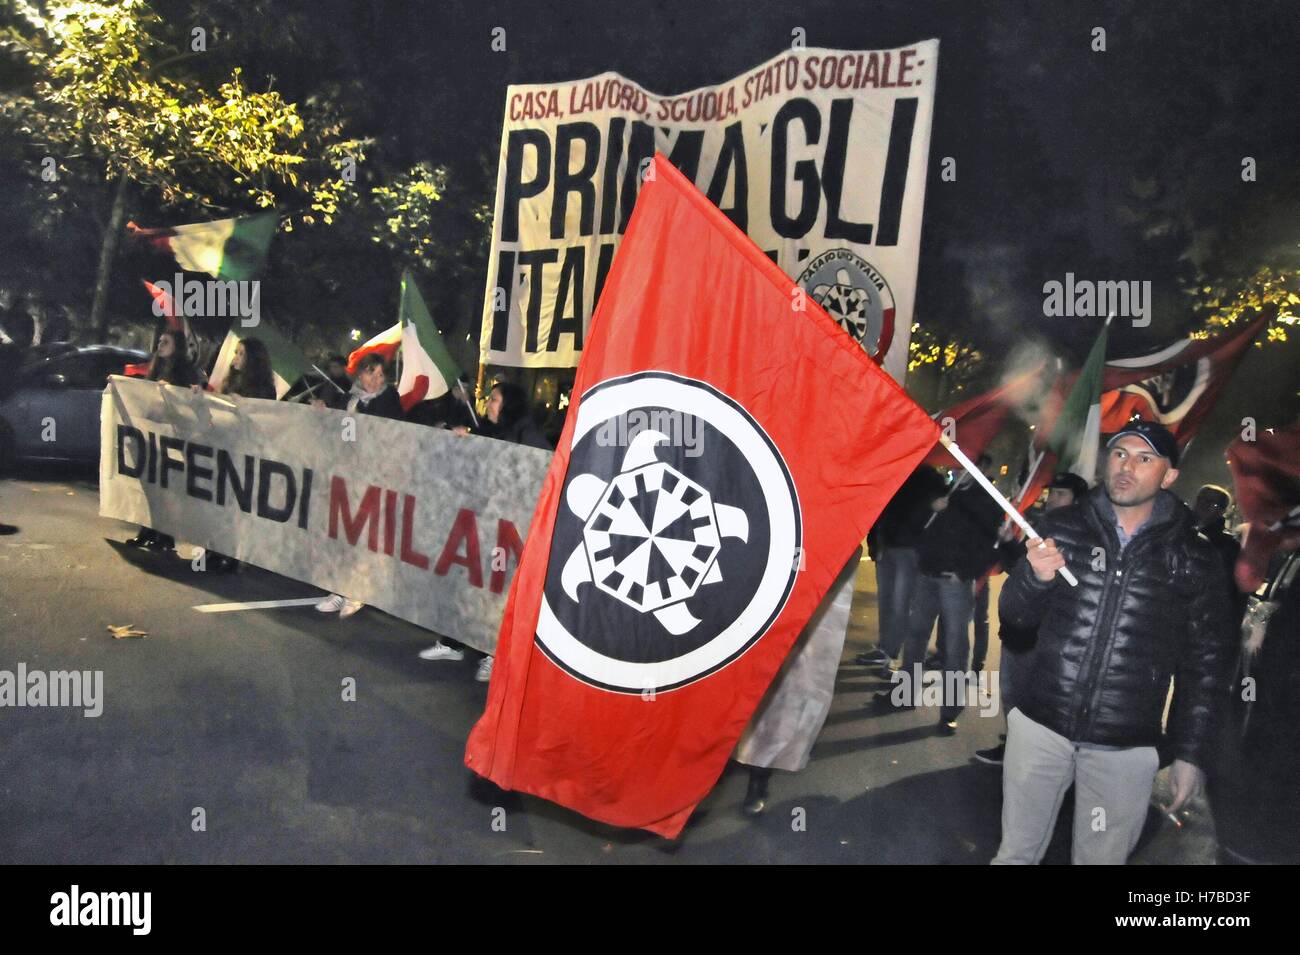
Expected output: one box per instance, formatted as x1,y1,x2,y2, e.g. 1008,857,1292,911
1106,419,1180,466
1046,472,1090,499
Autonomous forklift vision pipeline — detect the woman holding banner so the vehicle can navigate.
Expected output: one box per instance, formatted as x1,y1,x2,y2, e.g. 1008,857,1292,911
125,330,201,552
218,338,277,401
314,353,403,617
193,338,277,572
422,381,551,680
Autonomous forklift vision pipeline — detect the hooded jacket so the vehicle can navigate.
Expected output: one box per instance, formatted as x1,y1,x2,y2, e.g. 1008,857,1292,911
999,488,1236,767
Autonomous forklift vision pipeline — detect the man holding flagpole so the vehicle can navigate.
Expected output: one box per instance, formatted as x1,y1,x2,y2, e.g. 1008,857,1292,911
994,420,1236,864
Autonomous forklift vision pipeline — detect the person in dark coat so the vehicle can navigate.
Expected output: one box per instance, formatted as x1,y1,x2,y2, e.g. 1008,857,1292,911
1192,483,1245,622
858,464,947,671
314,354,354,409
197,337,277,571
126,330,201,552
993,421,1236,864
336,352,404,420
1207,547,1300,863
875,454,1003,733
425,381,549,681
325,354,351,393
313,353,403,618
406,378,478,430
454,380,550,450
974,471,1088,766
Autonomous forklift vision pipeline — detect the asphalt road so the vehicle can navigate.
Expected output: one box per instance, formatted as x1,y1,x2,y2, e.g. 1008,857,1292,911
0,468,1215,864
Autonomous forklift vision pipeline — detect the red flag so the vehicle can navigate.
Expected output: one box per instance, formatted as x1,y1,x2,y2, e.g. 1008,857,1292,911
464,155,939,837
1227,422,1300,592
143,279,182,332
922,362,1046,469
1097,307,1273,444
1022,307,1275,510
1032,308,1273,454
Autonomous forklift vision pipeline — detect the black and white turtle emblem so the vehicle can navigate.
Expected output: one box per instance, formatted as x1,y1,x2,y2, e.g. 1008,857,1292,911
536,372,801,695
561,429,751,635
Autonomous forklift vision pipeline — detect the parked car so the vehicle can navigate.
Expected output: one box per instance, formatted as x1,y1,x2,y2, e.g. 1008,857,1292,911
0,345,148,471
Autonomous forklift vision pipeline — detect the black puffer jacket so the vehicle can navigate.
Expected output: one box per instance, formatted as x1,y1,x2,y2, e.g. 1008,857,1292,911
999,489,1236,768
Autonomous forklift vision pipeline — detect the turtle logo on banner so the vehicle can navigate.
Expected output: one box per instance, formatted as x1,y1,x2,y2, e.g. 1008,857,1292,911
537,371,801,694
799,248,896,364
1120,357,1211,423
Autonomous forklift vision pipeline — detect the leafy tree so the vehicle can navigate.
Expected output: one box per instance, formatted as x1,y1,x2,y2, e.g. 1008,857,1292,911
370,160,491,286
1,0,366,338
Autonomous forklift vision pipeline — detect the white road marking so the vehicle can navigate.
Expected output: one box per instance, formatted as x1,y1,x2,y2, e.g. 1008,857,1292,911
193,597,322,613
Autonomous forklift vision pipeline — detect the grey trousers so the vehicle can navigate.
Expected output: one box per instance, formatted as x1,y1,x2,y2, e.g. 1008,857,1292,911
993,708,1159,865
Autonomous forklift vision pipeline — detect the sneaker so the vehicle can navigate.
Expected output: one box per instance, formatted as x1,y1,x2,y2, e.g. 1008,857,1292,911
974,743,1005,765
418,642,465,662
475,655,494,683
339,598,365,618
315,594,346,613
854,648,890,666
938,719,959,736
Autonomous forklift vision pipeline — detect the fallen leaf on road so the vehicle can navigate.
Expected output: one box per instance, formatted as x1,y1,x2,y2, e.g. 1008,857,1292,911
108,624,147,639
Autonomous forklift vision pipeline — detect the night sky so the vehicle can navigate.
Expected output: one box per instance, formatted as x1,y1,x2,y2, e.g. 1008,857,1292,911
258,0,1297,355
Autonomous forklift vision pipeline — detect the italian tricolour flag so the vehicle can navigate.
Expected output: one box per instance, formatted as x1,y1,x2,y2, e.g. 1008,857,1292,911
127,213,277,281
1045,314,1112,484
347,270,464,411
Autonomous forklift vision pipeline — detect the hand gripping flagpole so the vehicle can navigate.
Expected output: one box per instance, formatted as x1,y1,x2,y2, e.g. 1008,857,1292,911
924,469,970,530
939,434,1078,587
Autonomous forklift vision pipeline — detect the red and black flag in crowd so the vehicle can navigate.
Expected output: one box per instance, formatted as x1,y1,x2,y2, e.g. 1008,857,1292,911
465,154,939,837
1097,305,1276,441
1017,306,1276,511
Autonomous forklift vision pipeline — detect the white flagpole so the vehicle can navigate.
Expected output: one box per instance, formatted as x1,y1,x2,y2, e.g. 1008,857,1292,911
1016,446,1048,507
462,390,480,428
939,434,1078,587
310,363,349,396
924,468,971,530
998,444,1047,541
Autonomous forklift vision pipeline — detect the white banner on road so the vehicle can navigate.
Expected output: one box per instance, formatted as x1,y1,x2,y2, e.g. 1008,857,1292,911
99,377,551,653
480,42,938,382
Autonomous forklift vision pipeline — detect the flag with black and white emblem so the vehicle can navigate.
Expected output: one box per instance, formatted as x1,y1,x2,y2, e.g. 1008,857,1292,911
466,154,939,836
